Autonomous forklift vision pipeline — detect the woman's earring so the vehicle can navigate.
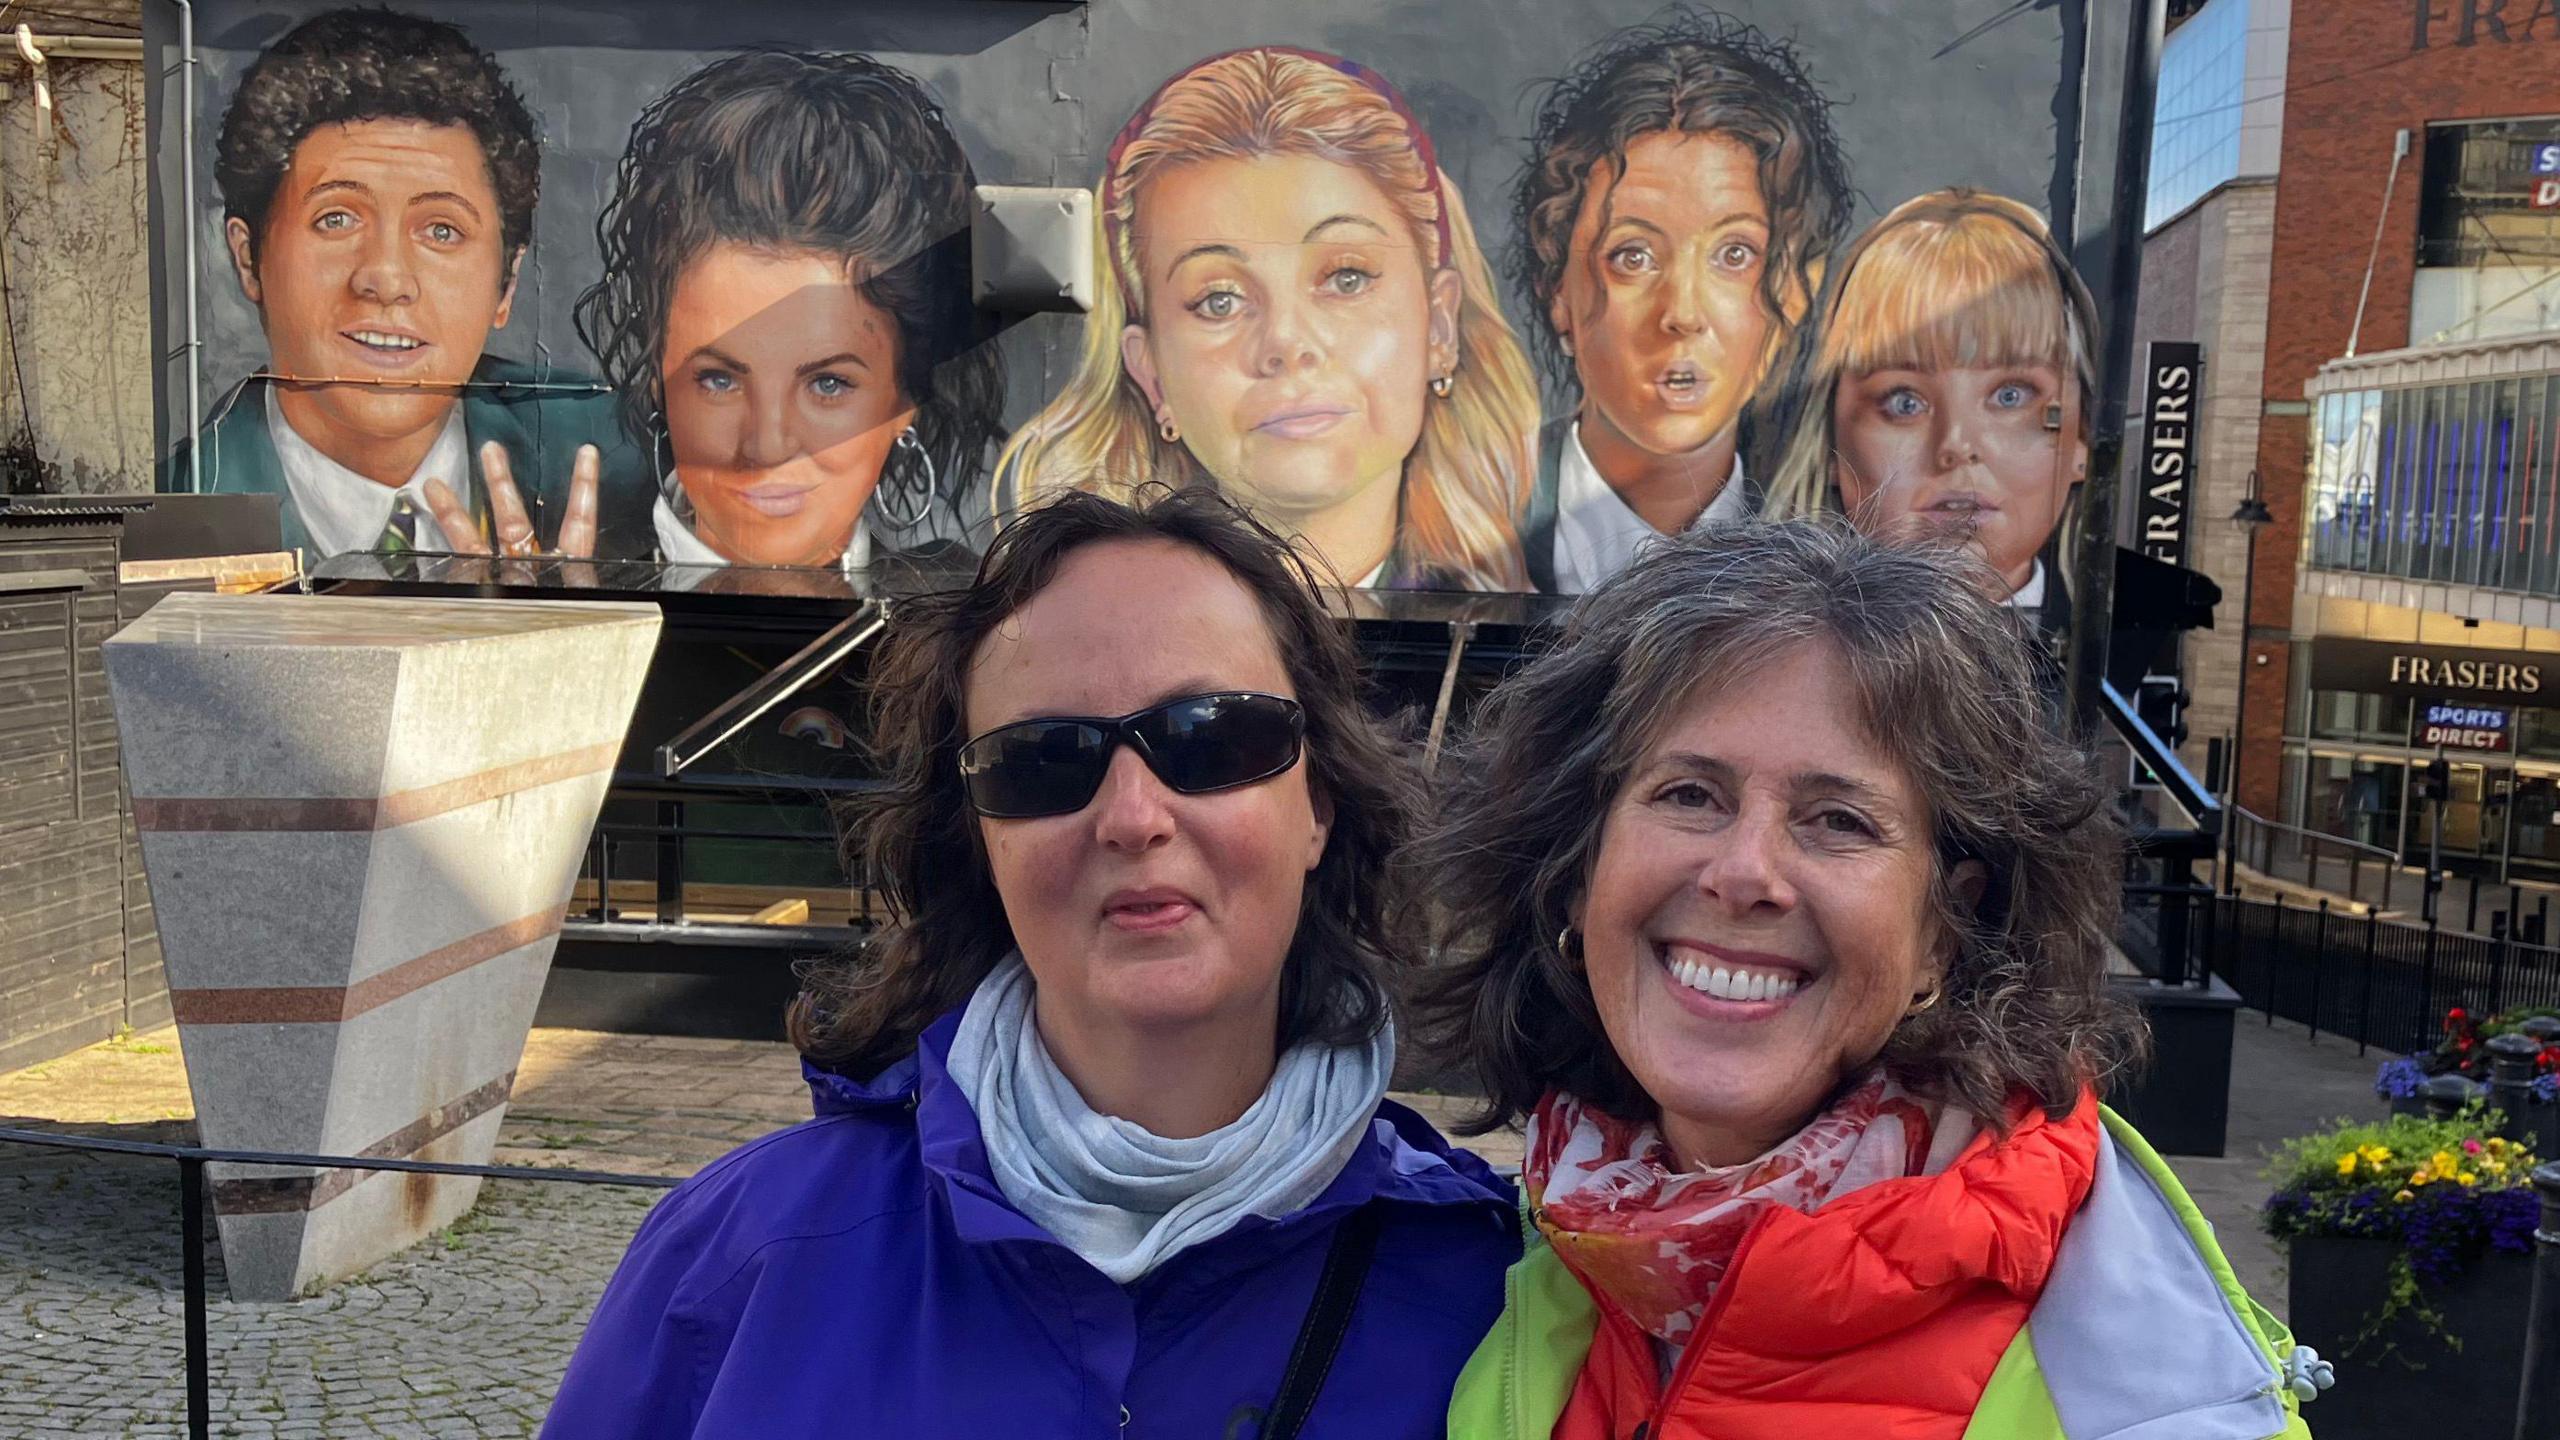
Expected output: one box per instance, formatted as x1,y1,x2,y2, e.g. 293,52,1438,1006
1158,414,1181,445
1555,926,1580,962
1907,981,1944,1017
1430,373,1454,399
870,427,937,531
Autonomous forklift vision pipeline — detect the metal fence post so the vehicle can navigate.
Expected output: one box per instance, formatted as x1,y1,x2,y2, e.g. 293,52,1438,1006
2519,1162,2560,1440
2424,908,2443,1038
2489,1033,2542,1144
2268,895,2285,1027
2358,907,2380,1057
2494,925,2515,1017
2310,900,2330,1042
180,1155,210,1440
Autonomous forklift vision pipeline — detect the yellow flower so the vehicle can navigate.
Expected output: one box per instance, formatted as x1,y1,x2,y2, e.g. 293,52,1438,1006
2460,1171,2480,1186
2433,1149,2459,1174
2362,1145,2394,1165
2411,1169,2434,1186
2394,1189,2416,1202
2337,1154,2359,1177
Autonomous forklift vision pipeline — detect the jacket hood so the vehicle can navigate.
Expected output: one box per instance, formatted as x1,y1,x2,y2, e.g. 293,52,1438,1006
2020,1110,2297,1438
802,1010,1516,1242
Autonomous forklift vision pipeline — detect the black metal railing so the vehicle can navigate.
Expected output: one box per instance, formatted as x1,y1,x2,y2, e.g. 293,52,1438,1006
0,1126,678,1440
2209,894,2560,1056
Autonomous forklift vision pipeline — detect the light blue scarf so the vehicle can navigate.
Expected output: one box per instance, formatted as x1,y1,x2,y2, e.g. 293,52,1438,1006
945,954,1393,1283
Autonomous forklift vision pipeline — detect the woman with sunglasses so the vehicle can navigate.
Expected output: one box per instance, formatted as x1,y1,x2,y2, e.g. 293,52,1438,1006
543,486,1519,1439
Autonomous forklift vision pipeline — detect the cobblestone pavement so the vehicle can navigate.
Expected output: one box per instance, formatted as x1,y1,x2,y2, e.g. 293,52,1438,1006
0,1019,2356,1434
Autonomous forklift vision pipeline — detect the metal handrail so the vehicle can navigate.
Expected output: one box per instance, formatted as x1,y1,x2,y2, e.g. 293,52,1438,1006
2227,804,2410,913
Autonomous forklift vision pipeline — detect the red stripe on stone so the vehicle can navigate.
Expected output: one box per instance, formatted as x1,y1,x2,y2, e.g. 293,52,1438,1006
167,905,566,1025
133,741,621,833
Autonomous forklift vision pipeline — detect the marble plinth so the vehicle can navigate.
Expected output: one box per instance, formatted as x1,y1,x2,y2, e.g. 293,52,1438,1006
103,593,659,1300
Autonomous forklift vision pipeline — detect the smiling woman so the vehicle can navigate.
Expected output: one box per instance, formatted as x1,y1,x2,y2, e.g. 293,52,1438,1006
1421,522,2320,1440
574,50,1002,570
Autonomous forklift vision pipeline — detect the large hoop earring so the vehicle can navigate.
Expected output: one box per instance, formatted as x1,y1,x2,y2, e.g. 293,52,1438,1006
871,427,936,531
1906,981,1944,1017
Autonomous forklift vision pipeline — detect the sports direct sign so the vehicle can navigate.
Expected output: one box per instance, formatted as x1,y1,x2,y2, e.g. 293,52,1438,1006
2420,703,2511,752
2535,143,2560,211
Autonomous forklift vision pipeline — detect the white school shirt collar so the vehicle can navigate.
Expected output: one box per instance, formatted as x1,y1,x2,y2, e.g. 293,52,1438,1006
650,482,872,574
265,384,470,557
1551,421,1749,595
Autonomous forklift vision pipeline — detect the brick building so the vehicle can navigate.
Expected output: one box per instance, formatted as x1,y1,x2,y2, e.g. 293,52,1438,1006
2193,0,2560,882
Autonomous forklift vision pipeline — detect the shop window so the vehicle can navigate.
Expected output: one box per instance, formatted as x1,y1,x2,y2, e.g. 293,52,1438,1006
2301,752,2405,854
2304,689,2411,745
2417,118,2560,270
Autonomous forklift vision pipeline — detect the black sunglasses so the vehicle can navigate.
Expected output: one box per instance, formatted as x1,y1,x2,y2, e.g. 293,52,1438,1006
958,691,1307,819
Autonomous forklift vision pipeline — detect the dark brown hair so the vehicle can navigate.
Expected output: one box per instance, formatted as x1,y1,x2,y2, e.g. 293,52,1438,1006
1411,520,2144,1131
216,8,541,272
1510,8,1855,395
790,486,1423,1076
572,50,1002,518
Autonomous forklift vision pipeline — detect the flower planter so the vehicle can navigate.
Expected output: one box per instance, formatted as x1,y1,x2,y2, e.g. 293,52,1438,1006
2284,1234,2532,1439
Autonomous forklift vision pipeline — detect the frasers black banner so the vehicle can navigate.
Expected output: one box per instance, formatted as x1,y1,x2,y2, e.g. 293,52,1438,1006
2135,341,2200,566
2309,637,2550,702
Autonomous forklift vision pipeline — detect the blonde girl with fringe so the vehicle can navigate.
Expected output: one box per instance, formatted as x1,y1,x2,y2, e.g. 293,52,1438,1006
1762,189,2097,607
993,47,1540,591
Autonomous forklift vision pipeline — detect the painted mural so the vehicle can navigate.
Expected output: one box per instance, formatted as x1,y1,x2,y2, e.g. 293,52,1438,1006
149,1,2128,617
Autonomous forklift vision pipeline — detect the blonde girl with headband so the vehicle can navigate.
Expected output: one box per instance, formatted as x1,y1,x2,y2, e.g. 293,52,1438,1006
1763,189,2097,609
995,47,1540,591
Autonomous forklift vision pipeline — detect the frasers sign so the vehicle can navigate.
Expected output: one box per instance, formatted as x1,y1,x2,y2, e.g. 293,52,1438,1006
2420,703,2511,752
2136,342,2200,565
2309,638,2548,700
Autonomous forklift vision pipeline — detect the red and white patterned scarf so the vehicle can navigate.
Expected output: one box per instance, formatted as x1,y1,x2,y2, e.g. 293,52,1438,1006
1524,1076,1945,1346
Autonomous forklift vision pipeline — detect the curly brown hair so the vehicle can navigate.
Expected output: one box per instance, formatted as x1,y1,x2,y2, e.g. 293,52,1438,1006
1410,520,2145,1132
790,486,1424,1076
572,50,1002,516
216,8,541,273
1509,9,1855,396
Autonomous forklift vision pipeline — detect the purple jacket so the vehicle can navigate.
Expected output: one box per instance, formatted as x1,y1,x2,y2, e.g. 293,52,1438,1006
541,1011,1519,1439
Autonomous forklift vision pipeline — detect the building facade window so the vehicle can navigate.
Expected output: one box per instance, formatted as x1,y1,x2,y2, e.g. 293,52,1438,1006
2413,117,2560,343
2306,373,2560,594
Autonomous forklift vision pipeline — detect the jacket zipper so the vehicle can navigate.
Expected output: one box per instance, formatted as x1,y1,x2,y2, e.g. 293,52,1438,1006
1632,1210,1772,1440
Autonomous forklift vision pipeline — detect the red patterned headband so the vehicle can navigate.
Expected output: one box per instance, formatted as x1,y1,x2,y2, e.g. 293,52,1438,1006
1100,46,1454,271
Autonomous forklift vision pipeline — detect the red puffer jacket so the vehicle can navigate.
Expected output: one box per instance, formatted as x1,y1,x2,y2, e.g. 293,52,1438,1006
1553,1094,2102,1440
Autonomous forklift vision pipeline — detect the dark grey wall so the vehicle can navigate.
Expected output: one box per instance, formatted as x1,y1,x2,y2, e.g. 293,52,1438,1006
144,0,2133,459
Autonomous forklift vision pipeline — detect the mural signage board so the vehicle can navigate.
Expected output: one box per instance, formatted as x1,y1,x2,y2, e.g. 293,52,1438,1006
143,0,2134,621
2418,702,2510,752
2135,341,2201,568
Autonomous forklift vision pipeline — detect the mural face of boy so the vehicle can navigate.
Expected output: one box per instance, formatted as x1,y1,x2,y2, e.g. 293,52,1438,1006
1830,361,2086,595
1553,133,1786,479
225,119,519,487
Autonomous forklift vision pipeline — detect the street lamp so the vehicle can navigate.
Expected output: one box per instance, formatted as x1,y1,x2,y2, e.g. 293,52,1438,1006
2223,474,2275,895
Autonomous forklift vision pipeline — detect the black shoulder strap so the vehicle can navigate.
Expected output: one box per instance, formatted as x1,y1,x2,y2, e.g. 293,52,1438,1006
1260,1205,1387,1440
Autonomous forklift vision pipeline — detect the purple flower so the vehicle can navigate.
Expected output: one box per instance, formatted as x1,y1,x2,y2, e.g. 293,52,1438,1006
2375,1057,2429,1101
2533,1073,2558,1104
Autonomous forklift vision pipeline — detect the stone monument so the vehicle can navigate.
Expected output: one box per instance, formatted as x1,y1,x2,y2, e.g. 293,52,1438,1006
103,593,661,1300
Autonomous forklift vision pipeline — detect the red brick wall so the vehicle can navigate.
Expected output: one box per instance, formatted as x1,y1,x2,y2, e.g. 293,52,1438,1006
2240,0,2560,814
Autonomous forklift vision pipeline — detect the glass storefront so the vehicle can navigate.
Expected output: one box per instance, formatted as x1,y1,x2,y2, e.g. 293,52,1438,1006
2284,622,2560,879
2304,374,2560,593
